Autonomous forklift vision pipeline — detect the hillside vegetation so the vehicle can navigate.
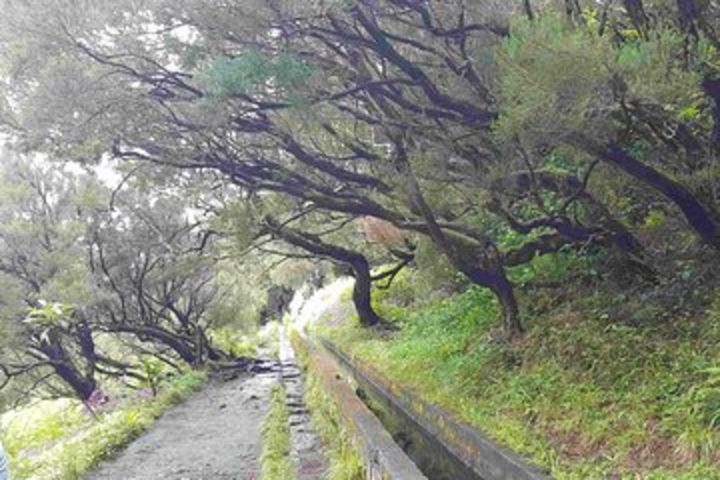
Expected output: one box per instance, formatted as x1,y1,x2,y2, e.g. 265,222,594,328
0,1,719,478
319,254,720,479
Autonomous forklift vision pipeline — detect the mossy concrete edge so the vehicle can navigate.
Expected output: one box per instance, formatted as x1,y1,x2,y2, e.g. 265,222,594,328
296,334,427,480
320,338,552,480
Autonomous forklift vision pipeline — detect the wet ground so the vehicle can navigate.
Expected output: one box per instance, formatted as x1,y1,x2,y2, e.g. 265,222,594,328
278,332,328,480
84,282,351,480
87,372,276,480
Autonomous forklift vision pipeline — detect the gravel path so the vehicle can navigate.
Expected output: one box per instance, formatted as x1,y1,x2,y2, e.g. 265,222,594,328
87,371,277,480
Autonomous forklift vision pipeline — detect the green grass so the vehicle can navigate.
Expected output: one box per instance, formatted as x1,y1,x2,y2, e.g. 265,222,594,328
260,384,296,480
210,321,282,359
316,266,720,479
210,327,262,358
1,398,91,464
292,332,365,480
2,371,206,480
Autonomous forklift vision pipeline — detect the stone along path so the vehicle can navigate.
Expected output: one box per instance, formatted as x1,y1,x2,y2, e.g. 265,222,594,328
278,331,328,480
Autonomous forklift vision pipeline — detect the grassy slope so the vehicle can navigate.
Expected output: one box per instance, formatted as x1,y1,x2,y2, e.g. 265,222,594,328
1,371,206,480
317,264,720,479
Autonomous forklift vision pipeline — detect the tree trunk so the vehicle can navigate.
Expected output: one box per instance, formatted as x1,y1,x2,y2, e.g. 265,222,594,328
623,0,650,38
465,267,524,336
39,337,97,400
194,328,205,365
702,76,720,149
397,146,525,335
605,142,720,249
264,217,385,328
53,362,97,401
523,0,535,20
350,256,382,327
199,329,225,361
565,0,586,24
574,137,720,250
112,325,197,364
676,0,701,36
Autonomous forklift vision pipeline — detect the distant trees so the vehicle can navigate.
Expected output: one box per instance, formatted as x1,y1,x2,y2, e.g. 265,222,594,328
0,157,228,401
88,188,226,365
0,158,136,400
0,0,718,344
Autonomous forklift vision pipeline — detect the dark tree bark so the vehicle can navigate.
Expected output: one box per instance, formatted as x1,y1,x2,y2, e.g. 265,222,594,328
89,212,227,367
199,329,225,362
565,0,586,24
523,0,535,21
623,0,650,38
575,136,720,250
350,5,497,127
465,266,523,334
110,325,198,364
372,248,415,290
702,76,720,149
52,362,97,400
676,0,702,38
258,285,294,325
394,140,525,336
350,255,383,328
674,0,720,65
51,1,692,338
490,170,649,260
38,334,97,400
598,0,615,36
264,217,383,327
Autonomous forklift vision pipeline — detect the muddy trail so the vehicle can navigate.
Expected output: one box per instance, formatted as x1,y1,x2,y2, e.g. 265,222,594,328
85,280,352,480
87,371,276,480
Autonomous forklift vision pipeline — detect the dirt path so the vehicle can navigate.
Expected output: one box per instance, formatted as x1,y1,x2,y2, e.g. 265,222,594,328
87,371,277,480
85,280,351,480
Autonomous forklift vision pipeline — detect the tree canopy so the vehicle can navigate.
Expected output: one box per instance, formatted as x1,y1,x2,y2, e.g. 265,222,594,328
1,0,719,401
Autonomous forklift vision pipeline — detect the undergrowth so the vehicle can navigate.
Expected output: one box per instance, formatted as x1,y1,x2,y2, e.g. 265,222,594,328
211,321,284,358
2,371,206,480
210,327,261,358
317,257,720,479
260,384,296,480
291,332,365,480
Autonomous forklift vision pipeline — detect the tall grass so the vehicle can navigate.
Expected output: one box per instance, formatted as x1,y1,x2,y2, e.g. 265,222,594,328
318,263,720,479
2,371,206,480
260,385,296,480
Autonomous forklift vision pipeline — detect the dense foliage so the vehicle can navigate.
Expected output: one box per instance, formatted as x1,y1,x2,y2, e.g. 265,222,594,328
0,0,719,476
320,260,720,478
